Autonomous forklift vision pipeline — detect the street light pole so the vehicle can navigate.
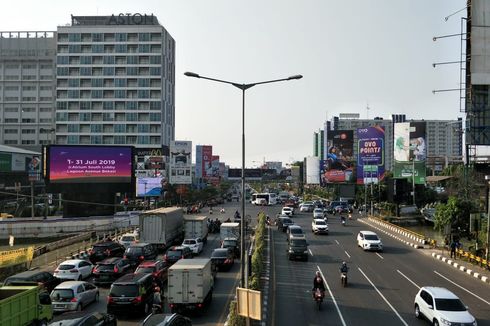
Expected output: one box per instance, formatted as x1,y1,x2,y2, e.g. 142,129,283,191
184,72,302,289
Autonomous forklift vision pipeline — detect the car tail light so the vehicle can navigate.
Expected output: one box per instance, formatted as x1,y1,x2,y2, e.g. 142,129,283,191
92,267,98,274
105,249,111,256
70,297,77,302
169,303,175,308
132,296,142,303
70,269,78,273
107,296,114,303
197,303,203,308
113,266,119,273
139,256,144,261
224,259,231,264
123,255,127,259
152,272,158,277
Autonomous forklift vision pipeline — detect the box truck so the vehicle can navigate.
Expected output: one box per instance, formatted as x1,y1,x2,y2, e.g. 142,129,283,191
183,215,209,243
139,207,184,250
220,222,240,241
167,258,214,314
0,285,53,326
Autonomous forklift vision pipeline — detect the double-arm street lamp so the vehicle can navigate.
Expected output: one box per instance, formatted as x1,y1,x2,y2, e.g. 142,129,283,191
184,71,302,288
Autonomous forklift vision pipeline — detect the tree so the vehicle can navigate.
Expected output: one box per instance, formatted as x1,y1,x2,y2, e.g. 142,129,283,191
434,196,460,232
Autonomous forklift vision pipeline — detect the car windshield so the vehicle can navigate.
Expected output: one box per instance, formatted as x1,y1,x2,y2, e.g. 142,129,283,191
211,250,228,258
58,264,76,270
125,247,143,255
435,298,467,311
314,209,323,213
110,284,138,297
290,228,303,234
315,220,326,225
183,240,196,245
97,264,115,271
223,240,237,246
290,240,307,247
282,218,292,224
283,208,291,211
364,234,379,241
93,245,109,252
135,267,155,273
51,289,74,300
166,250,182,257
121,236,135,241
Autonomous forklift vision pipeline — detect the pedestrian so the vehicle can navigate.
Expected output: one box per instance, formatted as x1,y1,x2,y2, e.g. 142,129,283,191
450,240,457,259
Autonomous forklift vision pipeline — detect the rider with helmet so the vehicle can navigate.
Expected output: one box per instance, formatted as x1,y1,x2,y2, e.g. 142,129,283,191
340,261,349,273
312,271,325,298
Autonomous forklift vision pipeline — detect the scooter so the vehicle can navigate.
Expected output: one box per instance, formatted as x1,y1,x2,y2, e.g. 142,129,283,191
341,272,348,287
313,288,324,310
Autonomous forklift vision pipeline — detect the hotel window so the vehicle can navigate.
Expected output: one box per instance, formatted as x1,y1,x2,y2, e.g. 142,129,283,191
91,90,103,99
68,90,79,99
68,124,79,133
57,102,68,110
4,129,18,134
114,136,125,144
103,101,114,110
69,45,81,53
127,67,137,76
91,124,102,133
103,56,115,64
21,140,35,145
5,107,18,113
127,56,138,64
138,90,149,99
115,33,127,42
150,113,162,121
115,79,127,87
68,79,80,87
138,44,150,53
150,67,161,75
57,67,69,76
91,79,103,87
80,102,91,110
69,33,81,42
103,67,115,76
126,113,137,121
92,33,103,42
5,118,19,123
67,135,79,144
138,78,150,87
115,90,126,99
137,135,149,144
126,101,137,110
91,135,102,144
57,56,69,64
139,33,150,42
80,67,92,76
80,56,92,65
150,101,161,110
115,44,127,53
80,112,91,121
150,56,161,64
114,124,126,133
138,124,149,133
5,140,18,145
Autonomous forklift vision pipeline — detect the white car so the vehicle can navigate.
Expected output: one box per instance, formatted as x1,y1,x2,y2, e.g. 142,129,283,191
311,219,329,234
50,281,99,313
287,225,306,240
313,208,325,219
281,207,294,216
54,259,93,281
299,203,314,212
414,286,477,326
357,231,383,252
118,232,139,248
181,238,204,255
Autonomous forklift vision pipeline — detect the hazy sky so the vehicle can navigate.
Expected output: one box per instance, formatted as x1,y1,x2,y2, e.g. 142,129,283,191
1,0,466,167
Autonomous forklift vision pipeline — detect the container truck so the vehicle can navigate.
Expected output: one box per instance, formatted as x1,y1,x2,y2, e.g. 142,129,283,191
183,215,208,243
139,207,184,250
220,222,240,241
167,258,214,314
0,285,53,326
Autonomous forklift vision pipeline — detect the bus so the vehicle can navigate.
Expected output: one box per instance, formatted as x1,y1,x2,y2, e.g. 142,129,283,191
251,193,277,206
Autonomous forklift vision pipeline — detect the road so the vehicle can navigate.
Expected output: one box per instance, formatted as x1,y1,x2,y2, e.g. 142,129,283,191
268,208,490,326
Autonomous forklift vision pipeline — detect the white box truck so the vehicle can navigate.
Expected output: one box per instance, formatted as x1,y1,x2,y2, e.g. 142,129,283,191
183,215,209,243
139,207,184,250
220,222,240,241
167,258,214,314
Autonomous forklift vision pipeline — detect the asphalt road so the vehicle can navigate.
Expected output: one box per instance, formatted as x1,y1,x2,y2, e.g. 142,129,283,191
268,208,490,326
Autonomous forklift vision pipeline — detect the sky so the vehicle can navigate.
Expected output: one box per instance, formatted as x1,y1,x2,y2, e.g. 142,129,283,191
1,0,467,167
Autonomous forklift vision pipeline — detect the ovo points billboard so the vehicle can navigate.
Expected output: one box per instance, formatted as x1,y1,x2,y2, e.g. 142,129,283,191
357,126,385,184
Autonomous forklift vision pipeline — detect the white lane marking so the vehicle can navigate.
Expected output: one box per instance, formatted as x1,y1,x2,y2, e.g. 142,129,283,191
309,249,313,256
358,267,409,326
317,265,347,326
344,251,351,258
434,271,490,305
397,270,420,289
335,240,340,245
376,253,384,260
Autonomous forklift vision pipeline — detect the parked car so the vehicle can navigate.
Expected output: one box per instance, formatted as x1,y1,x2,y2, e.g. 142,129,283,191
414,286,477,326
287,225,306,241
92,257,133,286
311,219,329,235
287,238,309,261
88,241,126,264
281,207,294,216
142,313,192,326
313,208,325,219
118,232,139,248
123,243,158,266
107,273,155,316
3,270,60,293
48,312,116,326
135,260,169,286
210,248,234,271
181,238,204,255
163,246,193,265
277,217,294,232
50,281,99,313
54,259,93,281
357,231,383,252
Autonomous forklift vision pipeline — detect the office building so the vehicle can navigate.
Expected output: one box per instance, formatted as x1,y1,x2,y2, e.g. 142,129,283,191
55,14,175,148
0,31,56,152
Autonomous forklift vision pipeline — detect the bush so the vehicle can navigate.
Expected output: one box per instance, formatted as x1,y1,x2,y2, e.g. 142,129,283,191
249,212,266,289
227,300,245,326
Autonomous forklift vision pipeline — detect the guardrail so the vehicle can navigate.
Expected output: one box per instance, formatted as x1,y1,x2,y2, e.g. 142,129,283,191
456,248,489,269
367,216,427,244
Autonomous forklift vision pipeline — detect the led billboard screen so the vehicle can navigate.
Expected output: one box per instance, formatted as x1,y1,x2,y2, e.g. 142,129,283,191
136,177,163,197
357,126,385,184
324,130,354,183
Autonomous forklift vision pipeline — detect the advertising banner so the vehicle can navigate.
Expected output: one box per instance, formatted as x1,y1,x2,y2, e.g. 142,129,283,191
11,153,25,172
324,130,354,183
136,176,163,197
208,155,220,185
393,122,426,184
169,140,192,184
357,126,385,184
195,145,203,179
306,156,320,184
202,145,213,179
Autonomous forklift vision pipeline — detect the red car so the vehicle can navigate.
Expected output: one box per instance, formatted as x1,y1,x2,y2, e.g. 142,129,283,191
134,260,169,285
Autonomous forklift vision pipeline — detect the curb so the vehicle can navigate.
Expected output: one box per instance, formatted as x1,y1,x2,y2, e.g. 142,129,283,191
431,253,490,285
367,217,425,244
358,218,423,249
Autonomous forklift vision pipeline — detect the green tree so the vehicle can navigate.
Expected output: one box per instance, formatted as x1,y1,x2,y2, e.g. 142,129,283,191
434,196,461,232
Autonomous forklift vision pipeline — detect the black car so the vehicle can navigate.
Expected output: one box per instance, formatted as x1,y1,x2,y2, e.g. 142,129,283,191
163,246,193,265
92,257,133,286
48,311,116,326
107,273,155,316
142,313,192,326
210,248,234,271
221,238,240,258
287,238,309,261
4,270,60,293
88,241,126,264
123,243,158,266
277,217,294,232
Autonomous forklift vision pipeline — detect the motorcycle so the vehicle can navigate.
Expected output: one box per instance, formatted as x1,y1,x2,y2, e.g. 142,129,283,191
341,272,348,287
313,288,324,310
341,219,346,226
151,303,162,314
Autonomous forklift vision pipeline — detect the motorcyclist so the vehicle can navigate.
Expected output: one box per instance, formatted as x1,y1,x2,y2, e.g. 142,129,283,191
266,215,271,225
340,215,346,224
312,271,325,298
152,286,163,313
340,261,349,274
234,210,240,219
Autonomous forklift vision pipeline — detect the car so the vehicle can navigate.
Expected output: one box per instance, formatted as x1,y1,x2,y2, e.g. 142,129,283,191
210,248,235,271
107,273,155,316
277,217,294,232
163,246,193,265
118,232,139,248
50,281,99,313
313,208,325,219
287,238,309,261
311,219,329,234
287,225,306,241
221,237,240,258
92,257,134,286
123,243,158,266
3,270,61,293
48,311,117,326
414,286,477,326
54,259,93,281
88,241,126,264
142,313,192,326
181,238,204,255
135,260,169,286
281,207,294,216
357,231,383,252
299,203,314,212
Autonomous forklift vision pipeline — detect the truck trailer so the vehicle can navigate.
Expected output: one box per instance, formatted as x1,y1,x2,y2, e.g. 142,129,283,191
183,215,209,243
139,207,184,250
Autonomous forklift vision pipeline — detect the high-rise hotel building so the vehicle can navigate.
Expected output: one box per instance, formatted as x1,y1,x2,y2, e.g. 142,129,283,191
55,14,175,148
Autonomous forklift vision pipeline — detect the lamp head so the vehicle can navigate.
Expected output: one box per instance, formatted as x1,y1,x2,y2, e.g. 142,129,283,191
184,71,200,78
288,75,303,80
